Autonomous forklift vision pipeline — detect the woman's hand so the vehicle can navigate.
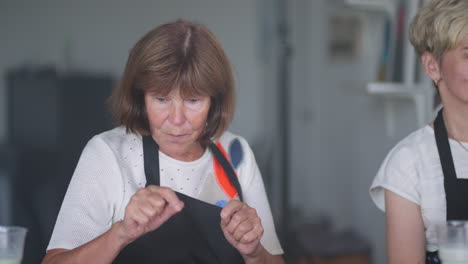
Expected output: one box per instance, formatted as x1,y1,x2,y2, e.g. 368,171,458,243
42,187,183,264
220,200,264,257
118,185,184,245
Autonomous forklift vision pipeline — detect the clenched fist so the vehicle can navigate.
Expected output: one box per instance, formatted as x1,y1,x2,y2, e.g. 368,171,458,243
118,185,184,244
220,200,264,257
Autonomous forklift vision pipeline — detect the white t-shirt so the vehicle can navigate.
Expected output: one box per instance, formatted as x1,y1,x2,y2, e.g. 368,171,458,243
47,127,283,255
370,125,468,252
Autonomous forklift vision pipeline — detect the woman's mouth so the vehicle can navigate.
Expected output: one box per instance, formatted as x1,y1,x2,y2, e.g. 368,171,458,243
166,133,188,141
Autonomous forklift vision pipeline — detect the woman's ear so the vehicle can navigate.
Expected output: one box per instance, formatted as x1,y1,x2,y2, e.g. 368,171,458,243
421,51,441,83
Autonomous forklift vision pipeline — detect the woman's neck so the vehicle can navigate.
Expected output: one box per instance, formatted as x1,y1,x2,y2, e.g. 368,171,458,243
443,104,468,142
160,145,206,162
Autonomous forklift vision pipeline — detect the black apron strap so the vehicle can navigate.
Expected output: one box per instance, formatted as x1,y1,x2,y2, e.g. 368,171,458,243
208,142,244,202
434,109,457,219
434,108,468,220
143,135,159,186
427,108,468,264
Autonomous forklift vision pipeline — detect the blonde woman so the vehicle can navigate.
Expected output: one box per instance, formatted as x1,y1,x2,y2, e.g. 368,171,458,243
370,0,468,263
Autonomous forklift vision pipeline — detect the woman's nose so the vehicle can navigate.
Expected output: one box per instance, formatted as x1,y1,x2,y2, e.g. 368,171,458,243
168,102,186,125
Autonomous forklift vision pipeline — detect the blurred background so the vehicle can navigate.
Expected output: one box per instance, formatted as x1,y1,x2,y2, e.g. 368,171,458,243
0,0,434,263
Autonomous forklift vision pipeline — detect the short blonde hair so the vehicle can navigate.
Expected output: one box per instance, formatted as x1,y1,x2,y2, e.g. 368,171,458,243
409,0,468,62
109,19,235,144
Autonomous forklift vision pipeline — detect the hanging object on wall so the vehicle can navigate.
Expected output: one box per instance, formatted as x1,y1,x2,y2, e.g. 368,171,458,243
328,10,362,62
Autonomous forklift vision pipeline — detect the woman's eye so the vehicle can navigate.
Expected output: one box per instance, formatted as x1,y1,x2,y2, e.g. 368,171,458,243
187,98,200,103
156,97,167,103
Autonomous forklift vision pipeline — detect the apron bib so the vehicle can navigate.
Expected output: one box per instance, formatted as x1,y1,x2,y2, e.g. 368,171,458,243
426,109,468,264
113,136,245,264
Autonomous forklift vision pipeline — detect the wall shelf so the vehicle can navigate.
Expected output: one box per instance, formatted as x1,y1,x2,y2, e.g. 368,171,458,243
367,82,425,98
367,82,433,135
344,0,395,15
348,0,431,136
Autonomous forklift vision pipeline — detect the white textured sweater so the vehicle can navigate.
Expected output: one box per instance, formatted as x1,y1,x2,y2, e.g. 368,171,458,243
48,127,283,255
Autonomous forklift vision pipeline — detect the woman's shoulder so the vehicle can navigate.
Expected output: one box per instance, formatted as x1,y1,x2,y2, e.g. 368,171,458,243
87,126,142,155
216,131,252,170
370,126,434,210
373,125,435,190
93,126,139,143
217,131,246,144
385,125,434,163
216,131,252,151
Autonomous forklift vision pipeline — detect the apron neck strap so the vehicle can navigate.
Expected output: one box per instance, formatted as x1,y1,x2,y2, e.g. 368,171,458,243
208,142,244,202
434,108,457,181
142,136,244,202
143,135,160,186
434,108,468,221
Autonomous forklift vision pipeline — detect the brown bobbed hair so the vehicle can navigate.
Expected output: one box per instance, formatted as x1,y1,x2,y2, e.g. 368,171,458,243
109,19,235,145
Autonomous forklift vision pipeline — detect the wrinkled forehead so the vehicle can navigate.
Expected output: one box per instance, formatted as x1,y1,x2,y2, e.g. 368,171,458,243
137,49,221,99
144,78,212,99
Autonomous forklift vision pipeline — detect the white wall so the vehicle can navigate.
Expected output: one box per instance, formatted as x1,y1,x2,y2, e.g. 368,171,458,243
0,0,263,144
289,0,424,263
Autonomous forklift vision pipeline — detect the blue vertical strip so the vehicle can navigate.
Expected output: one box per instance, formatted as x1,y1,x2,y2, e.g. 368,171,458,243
228,138,243,170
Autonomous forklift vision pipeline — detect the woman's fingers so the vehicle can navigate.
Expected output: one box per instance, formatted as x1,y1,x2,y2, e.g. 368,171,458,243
123,186,184,238
155,200,185,224
148,185,184,211
224,209,249,233
221,200,263,243
128,188,164,221
240,221,264,243
221,200,243,225
232,218,253,241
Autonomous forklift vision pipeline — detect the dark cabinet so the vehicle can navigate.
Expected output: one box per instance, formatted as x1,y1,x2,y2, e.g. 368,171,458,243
4,70,114,264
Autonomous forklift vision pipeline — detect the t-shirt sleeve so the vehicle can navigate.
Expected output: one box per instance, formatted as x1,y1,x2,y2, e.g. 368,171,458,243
237,136,284,255
47,136,122,250
370,142,421,212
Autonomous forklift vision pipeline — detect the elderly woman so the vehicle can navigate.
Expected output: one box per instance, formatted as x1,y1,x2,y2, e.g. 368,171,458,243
42,20,284,264
370,0,468,263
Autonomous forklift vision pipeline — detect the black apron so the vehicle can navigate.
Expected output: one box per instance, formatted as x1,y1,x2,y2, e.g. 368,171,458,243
426,108,468,264
113,136,245,264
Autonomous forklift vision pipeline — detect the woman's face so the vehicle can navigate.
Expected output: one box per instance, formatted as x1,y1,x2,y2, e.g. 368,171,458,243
144,88,211,161
439,37,468,104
